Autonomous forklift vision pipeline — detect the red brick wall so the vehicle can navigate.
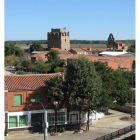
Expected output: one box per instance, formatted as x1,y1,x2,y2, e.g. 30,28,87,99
6,88,49,111
5,92,8,111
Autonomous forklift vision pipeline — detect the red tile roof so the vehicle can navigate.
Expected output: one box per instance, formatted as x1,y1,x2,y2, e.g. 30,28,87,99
67,55,135,70
70,48,87,52
50,48,71,54
5,73,61,90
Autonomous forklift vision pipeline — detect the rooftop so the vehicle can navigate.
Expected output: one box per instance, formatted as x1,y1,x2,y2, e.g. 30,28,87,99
5,73,61,90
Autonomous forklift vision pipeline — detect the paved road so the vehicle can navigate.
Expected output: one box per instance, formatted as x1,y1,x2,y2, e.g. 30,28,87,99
5,109,135,140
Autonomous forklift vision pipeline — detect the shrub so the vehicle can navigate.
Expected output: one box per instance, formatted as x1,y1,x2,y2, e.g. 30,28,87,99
54,67,64,73
60,127,65,133
16,70,26,75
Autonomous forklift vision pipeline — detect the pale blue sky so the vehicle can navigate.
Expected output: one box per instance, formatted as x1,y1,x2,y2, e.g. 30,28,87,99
4,0,135,41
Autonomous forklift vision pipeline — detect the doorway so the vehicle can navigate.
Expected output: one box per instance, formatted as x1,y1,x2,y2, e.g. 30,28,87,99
31,113,44,132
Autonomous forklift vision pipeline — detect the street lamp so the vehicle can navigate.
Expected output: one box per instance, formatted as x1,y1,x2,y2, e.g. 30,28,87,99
30,99,58,140
53,101,58,133
31,99,48,140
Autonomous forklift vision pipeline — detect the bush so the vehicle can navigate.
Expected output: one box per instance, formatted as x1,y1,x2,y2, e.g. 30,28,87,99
16,70,26,75
54,67,64,73
60,127,65,133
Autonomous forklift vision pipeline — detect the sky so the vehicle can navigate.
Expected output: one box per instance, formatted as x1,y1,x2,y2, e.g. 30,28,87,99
4,0,135,41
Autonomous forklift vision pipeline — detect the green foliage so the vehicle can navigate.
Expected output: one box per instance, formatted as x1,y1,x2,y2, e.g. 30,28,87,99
35,59,51,73
46,50,65,72
13,60,19,67
66,56,103,130
21,59,31,68
45,76,64,103
16,70,26,75
5,55,17,66
54,67,64,73
5,44,23,56
30,42,44,53
94,62,132,107
119,69,135,88
127,44,135,53
60,127,65,133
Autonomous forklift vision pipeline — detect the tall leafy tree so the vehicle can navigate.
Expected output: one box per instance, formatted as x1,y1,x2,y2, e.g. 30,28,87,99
45,76,65,133
5,44,23,56
66,56,102,131
30,42,44,53
94,62,132,107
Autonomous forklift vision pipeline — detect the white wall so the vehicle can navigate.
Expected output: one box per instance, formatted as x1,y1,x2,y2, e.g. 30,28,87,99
6,108,67,129
81,111,104,123
69,110,104,124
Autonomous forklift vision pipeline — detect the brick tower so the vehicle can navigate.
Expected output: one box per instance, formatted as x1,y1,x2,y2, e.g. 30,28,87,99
47,28,70,51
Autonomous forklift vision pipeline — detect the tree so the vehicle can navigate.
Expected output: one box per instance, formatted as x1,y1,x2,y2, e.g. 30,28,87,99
21,59,30,68
5,55,17,66
35,59,51,73
94,62,132,107
30,42,44,53
66,56,102,131
45,50,65,72
127,43,135,53
45,76,65,133
5,44,23,56
26,43,29,46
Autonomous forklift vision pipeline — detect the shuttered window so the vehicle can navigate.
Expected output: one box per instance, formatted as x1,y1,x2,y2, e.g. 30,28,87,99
48,112,65,125
48,114,55,125
19,115,27,127
14,95,21,105
34,93,40,104
58,112,65,124
9,117,17,128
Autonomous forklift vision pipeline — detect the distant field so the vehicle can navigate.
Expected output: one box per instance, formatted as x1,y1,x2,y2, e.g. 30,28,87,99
70,44,107,49
15,43,132,50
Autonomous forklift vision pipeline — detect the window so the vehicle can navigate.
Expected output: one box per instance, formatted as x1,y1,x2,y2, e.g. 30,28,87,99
14,95,21,105
48,114,55,125
48,112,65,125
19,115,27,127
34,93,40,104
9,116,17,128
58,112,65,124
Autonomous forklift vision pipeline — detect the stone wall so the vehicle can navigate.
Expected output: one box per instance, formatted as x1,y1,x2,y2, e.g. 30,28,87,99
48,28,70,51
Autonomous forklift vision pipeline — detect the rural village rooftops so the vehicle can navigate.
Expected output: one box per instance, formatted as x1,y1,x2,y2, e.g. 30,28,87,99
4,73,61,90
70,48,87,52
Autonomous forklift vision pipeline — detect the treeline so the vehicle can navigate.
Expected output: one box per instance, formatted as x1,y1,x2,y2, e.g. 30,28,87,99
5,40,48,45
5,40,135,45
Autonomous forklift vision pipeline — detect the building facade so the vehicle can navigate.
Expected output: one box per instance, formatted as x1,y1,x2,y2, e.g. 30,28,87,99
47,28,70,51
4,74,104,135
107,33,128,50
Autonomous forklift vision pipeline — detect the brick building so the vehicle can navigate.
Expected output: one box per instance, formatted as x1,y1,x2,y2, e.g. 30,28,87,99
4,74,68,134
4,73,105,135
47,28,70,51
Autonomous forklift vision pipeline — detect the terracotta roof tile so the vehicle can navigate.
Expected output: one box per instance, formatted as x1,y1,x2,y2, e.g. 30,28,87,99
67,55,135,70
5,73,61,90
